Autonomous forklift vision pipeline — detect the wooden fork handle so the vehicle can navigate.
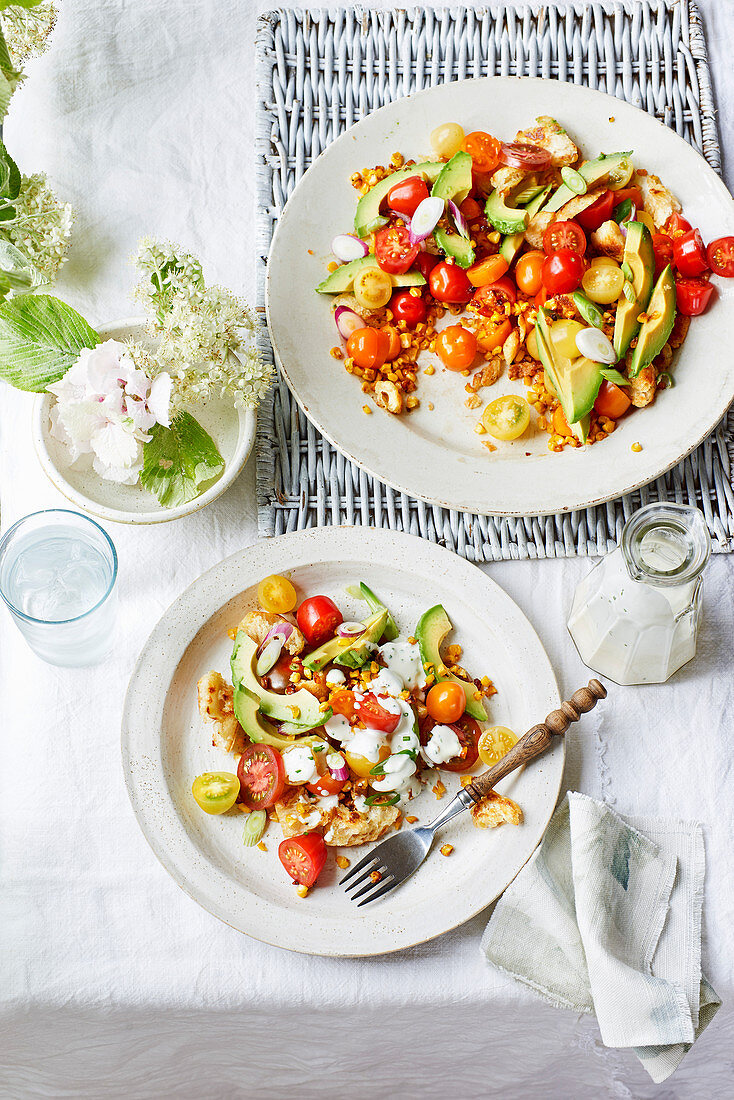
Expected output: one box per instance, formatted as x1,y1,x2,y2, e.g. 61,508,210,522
464,679,607,805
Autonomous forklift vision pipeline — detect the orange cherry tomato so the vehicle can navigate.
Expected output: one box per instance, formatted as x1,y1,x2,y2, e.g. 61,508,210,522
612,186,643,211
426,681,467,723
462,131,501,174
593,380,631,419
534,286,548,309
436,325,478,371
476,318,512,354
552,406,574,438
460,196,484,222
346,327,390,369
514,250,545,296
382,324,401,361
466,254,509,287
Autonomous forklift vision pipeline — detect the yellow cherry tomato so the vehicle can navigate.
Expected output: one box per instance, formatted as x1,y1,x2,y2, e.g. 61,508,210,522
582,264,625,305
481,395,531,441
637,211,655,234
607,156,634,190
353,266,392,309
526,327,541,361
430,122,465,159
477,726,518,767
192,772,240,815
426,681,466,724
550,319,585,359
590,255,619,270
346,743,390,780
258,574,297,614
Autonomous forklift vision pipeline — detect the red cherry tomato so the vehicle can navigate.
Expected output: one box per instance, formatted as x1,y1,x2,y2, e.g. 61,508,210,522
428,261,473,304
651,233,674,279
307,772,346,797
390,289,428,327
673,229,709,277
499,142,552,170
514,250,546,296
260,652,292,693
665,212,693,236
462,131,501,174
346,327,390,370
278,832,327,887
356,692,401,734
329,689,358,722
296,595,343,647
593,380,631,419
675,276,715,316
237,744,286,810
541,249,586,294
575,190,614,231
386,175,429,219
611,186,643,210
459,196,484,222
472,275,517,314
543,220,586,255
414,252,440,281
435,325,478,371
419,713,480,773
534,286,548,309
375,224,419,275
706,236,734,278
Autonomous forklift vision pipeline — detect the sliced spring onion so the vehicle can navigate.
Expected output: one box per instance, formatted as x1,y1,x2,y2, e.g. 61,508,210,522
622,280,636,302
327,752,349,782
242,810,267,847
560,166,587,195
334,305,365,341
600,368,631,387
366,792,401,807
448,199,470,239
331,234,369,262
575,327,617,364
572,291,604,329
255,622,293,676
409,196,444,244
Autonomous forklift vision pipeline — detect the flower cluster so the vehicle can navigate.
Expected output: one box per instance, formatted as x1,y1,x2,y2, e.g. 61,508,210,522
2,2,57,66
4,173,73,284
132,238,273,409
49,340,172,484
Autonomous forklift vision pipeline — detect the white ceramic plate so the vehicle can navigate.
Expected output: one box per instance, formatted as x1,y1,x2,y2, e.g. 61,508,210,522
122,527,562,956
266,77,734,516
33,319,257,524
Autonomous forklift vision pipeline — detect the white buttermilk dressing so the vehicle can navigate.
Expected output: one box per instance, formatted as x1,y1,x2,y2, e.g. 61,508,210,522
282,745,319,784
378,638,427,690
372,752,418,795
346,727,385,762
323,712,352,742
325,668,346,686
353,793,369,814
423,724,462,765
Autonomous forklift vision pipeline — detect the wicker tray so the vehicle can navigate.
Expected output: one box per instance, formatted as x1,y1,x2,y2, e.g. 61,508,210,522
254,2,734,561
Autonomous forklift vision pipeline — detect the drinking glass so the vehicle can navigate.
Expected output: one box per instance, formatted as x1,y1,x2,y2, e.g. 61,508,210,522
0,509,118,667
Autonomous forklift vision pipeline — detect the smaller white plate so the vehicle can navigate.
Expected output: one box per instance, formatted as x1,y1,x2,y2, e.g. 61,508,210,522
33,318,257,525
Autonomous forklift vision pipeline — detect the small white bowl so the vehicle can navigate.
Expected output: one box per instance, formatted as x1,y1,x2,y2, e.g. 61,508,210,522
32,318,257,525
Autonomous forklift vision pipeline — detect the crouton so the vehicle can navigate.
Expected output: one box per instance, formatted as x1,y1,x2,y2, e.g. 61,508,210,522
591,220,626,262
237,610,305,655
470,789,523,829
637,173,681,229
515,116,579,166
197,671,246,755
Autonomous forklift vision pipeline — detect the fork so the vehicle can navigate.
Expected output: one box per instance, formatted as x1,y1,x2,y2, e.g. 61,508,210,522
341,679,606,905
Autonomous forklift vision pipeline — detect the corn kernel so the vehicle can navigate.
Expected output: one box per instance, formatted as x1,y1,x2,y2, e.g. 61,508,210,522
295,884,309,898
363,404,372,415
631,441,642,452
257,842,268,852
424,364,435,375
440,844,454,857
406,815,418,824
336,855,350,870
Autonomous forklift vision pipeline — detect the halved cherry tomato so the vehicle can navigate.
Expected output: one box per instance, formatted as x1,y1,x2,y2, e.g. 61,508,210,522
499,142,552,170
515,250,546,295
261,652,292,694
594,380,631,419
460,196,484,222
471,171,495,200
429,261,473,304
673,229,709,277
420,714,480,772
258,574,297,614
652,232,674,278
466,254,509,287
296,594,343,647
543,220,586,255
375,224,419,275
534,286,548,309
575,190,615,231
462,131,501,174
307,772,346,798
386,175,429,219
542,249,586,294
675,276,715,316
706,236,734,278
552,406,574,438
390,289,427,327
382,324,401,361
477,726,518,767
665,212,693,236
357,692,401,734
414,252,440,281
237,745,286,810
192,772,240,815
472,275,517,314
476,318,512,354
346,327,390,370
278,832,327,887
611,186,643,210
426,681,467,723
436,325,478,370
330,689,358,722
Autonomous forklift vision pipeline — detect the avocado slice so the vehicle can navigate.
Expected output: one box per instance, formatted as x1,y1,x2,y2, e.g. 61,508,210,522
415,605,486,721
628,264,677,378
359,581,399,641
316,256,426,294
303,609,388,672
613,221,655,360
431,152,475,268
499,186,552,264
231,631,324,726
544,151,633,213
535,310,603,427
232,685,323,750
485,188,528,236
354,160,444,237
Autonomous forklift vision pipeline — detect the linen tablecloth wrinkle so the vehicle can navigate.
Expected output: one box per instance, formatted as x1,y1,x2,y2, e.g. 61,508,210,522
1,1,733,1097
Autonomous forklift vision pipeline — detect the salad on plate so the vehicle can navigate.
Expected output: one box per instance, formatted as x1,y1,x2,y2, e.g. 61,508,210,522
316,116,733,450
193,575,521,893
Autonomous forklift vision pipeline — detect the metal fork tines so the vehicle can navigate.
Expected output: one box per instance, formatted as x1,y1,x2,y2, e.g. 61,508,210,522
341,854,398,906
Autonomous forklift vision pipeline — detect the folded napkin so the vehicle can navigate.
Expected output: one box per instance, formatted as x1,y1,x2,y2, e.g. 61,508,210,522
480,792,721,1083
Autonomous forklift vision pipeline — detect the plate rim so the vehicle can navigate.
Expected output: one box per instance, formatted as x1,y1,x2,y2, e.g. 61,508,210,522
121,526,563,956
265,75,734,518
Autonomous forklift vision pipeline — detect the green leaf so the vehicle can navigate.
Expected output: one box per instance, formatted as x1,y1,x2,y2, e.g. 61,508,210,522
0,293,99,390
0,26,23,121
0,137,20,199
140,411,225,508
0,236,37,295
0,0,44,10
600,368,630,387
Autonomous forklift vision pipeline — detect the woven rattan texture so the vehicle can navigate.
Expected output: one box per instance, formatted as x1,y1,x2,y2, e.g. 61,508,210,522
254,2,734,560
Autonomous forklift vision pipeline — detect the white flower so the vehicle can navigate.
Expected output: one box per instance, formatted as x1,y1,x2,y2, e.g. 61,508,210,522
48,340,172,485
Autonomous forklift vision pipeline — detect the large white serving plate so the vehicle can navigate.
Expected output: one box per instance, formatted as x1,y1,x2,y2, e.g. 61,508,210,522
122,528,562,956
266,77,734,516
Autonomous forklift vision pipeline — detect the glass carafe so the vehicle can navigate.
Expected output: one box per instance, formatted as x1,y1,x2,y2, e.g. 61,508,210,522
567,503,711,686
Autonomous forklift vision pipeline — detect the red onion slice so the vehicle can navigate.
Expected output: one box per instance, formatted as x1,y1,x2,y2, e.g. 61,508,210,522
336,621,366,638
448,199,470,240
327,752,349,782
331,234,369,262
409,197,445,245
334,306,365,341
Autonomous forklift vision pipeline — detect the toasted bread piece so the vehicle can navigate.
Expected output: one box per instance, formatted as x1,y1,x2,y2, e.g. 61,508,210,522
238,610,305,655
470,789,523,829
272,788,399,847
197,671,246,755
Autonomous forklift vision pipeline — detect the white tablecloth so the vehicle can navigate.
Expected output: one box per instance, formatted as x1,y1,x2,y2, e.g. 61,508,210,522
2,3,733,1097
